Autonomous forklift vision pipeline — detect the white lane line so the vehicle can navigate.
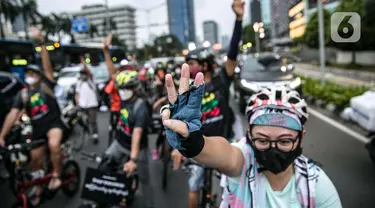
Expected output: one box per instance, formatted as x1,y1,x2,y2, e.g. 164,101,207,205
308,108,370,144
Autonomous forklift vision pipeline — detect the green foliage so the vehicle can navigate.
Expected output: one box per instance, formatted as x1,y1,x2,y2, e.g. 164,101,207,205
111,35,127,51
303,8,332,48
153,34,183,57
302,77,369,110
242,24,256,46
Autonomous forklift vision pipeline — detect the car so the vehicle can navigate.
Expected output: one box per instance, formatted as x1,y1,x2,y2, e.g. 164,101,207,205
234,53,302,114
57,62,110,107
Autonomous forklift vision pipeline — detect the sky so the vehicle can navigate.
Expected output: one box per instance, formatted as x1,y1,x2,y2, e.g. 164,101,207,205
36,0,251,47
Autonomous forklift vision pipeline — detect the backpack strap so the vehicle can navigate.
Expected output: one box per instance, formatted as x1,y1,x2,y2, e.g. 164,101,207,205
40,82,55,99
21,88,29,107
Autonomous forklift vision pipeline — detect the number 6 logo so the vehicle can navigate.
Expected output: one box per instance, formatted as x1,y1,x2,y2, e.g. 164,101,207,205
331,12,361,43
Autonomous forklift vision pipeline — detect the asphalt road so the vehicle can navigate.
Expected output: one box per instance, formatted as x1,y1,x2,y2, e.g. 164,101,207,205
2,97,375,208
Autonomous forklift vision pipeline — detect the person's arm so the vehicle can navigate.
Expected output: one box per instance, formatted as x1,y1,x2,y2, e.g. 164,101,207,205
225,0,244,78
103,34,116,80
31,28,54,81
130,103,148,160
81,57,93,80
75,82,80,106
193,136,244,177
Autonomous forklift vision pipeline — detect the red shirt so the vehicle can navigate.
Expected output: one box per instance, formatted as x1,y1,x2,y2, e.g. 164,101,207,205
104,80,120,112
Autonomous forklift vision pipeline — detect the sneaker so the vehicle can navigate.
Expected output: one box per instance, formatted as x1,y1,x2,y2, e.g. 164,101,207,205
152,149,159,160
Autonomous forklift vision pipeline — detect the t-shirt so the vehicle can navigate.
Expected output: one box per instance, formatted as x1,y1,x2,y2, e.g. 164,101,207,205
76,80,98,108
116,98,149,150
222,140,342,208
12,79,61,138
201,68,233,137
104,80,120,112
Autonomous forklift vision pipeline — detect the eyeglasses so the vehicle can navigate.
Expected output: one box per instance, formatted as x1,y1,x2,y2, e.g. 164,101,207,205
251,137,299,152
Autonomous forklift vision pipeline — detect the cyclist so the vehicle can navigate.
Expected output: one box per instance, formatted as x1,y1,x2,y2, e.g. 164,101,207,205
75,57,99,141
104,59,133,146
0,28,64,204
103,35,155,208
161,63,342,207
150,66,168,160
170,1,243,207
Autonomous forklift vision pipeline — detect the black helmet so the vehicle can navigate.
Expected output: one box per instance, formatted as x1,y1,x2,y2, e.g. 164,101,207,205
25,64,43,75
185,47,214,63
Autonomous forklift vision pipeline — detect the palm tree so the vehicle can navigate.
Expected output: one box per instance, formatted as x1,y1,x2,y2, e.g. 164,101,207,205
88,24,99,41
59,13,75,43
41,15,56,41
19,0,38,40
102,17,117,36
0,0,20,38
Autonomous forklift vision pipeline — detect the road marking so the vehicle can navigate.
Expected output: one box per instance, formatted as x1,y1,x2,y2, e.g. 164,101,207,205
309,108,370,144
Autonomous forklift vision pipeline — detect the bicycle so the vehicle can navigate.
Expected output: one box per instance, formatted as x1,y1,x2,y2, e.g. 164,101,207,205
0,138,80,208
61,101,92,152
78,151,139,208
182,160,222,208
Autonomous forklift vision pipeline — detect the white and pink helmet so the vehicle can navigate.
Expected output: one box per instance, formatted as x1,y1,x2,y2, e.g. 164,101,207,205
245,86,309,125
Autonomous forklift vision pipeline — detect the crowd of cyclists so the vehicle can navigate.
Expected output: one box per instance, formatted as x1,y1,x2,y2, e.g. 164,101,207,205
0,0,344,207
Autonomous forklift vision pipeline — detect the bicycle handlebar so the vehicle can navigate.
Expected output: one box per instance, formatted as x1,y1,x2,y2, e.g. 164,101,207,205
0,139,45,156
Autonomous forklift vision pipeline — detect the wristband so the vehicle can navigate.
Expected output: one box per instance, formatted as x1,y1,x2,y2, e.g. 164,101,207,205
178,131,205,158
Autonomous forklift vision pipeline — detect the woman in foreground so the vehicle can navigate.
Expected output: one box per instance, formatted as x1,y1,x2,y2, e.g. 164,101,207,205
160,64,342,207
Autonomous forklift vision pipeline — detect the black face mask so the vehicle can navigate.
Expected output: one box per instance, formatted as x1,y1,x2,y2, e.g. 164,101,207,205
248,134,302,175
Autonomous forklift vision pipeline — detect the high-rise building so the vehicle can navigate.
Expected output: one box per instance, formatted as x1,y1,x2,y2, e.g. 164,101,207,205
249,0,262,24
167,0,196,46
203,21,219,45
261,0,272,25
71,4,136,50
271,0,300,44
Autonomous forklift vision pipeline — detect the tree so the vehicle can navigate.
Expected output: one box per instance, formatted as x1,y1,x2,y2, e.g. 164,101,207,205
0,0,20,38
111,35,127,50
153,34,183,57
303,8,331,48
242,24,256,50
102,17,117,36
19,0,38,40
41,15,56,41
88,24,99,40
59,13,75,43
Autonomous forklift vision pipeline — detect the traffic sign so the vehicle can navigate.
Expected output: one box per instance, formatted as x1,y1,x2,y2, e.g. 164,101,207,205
72,17,89,33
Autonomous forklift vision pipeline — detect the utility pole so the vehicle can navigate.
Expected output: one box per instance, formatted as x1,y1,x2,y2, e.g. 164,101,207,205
318,0,326,85
0,2,5,38
105,0,110,34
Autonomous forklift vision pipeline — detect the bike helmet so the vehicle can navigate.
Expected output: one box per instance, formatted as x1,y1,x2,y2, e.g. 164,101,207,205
25,64,44,75
115,70,139,89
118,59,133,72
245,86,308,126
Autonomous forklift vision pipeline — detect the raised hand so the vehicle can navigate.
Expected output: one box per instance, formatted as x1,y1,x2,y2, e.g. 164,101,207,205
161,64,205,150
103,34,112,51
232,0,245,19
30,27,44,44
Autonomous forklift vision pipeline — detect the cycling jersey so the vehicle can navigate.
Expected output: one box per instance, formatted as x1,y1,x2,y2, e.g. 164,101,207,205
220,139,342,208
201,68,233,138
12,79,63,140
116,98,149,150
104,80,121,112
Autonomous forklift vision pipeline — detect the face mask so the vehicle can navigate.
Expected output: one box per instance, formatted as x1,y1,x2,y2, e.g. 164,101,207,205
25,77,39,85
119,89,134,101
248,134,302,174
190,65,200,79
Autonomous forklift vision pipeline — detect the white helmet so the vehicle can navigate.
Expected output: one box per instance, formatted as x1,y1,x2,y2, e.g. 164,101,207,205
245,86,308,125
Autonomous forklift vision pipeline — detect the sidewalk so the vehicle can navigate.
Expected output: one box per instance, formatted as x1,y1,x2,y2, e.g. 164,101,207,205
294,63,375,87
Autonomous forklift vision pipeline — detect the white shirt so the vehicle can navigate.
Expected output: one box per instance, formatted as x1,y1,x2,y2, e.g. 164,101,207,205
76,80,99,108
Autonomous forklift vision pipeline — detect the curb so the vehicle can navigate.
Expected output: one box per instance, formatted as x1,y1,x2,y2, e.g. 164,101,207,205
305,95,344,116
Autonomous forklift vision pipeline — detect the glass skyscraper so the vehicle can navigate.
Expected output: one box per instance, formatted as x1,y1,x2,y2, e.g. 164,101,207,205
167,0,196,46
261,0,271,25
